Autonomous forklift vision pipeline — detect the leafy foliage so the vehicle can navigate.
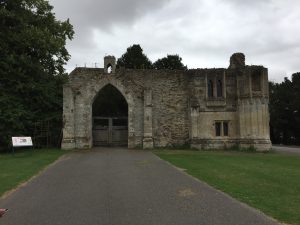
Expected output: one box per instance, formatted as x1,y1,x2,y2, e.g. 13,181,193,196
153,54,187,70
116,44,152,69
0,0,74,149
269,73,300,145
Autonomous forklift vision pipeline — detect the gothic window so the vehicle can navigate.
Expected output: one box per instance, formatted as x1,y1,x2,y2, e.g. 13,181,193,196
208,80,214,98
217,79,223,97
215,121,229,137
107,64,112,73
215,122,221,136
252,71,261,91
223,122,228,136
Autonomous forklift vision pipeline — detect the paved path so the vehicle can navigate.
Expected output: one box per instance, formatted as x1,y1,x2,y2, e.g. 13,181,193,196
0,148,279,225
272,145,300,154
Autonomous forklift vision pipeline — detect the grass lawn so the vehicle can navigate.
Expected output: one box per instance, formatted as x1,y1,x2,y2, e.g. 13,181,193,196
155,150,300,225
0,149,65,198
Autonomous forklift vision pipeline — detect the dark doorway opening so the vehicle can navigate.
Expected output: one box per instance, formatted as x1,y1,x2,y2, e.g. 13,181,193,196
92,84,128,146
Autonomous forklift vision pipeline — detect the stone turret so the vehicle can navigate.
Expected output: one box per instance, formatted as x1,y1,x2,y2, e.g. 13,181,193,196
229,53,245,69
104,55,116,73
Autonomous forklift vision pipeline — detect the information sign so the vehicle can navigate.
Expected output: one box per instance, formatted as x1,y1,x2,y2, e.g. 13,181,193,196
12,137,33,147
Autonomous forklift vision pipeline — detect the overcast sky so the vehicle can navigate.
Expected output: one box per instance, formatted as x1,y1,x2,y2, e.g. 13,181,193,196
49,0,300,82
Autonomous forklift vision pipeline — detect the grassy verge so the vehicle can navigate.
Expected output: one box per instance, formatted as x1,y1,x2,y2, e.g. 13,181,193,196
155,150,300,225
0,149,65,197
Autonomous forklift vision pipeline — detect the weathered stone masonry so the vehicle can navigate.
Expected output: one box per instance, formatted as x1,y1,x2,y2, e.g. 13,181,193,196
62,53,272,151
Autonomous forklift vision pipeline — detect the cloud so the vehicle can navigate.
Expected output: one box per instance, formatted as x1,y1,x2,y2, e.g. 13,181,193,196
49,0,300,82
50,0,171,30
49,0,172,69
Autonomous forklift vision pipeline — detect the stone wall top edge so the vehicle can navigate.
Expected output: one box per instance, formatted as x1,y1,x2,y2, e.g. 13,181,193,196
245,65,266,69
69,67,104,75
67,65,267,80
69,65,266,74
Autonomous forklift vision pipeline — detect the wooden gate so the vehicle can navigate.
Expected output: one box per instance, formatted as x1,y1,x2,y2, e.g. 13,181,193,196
92,117,128,146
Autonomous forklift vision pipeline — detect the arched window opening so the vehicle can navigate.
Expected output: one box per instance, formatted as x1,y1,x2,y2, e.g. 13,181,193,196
215,122,221,136
107,64,112,73
217,79,223,97
92,84,128,147
208,80,214,98
252,71,261,91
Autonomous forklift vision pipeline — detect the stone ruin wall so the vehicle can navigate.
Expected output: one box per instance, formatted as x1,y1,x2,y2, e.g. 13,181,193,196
62,53,272,151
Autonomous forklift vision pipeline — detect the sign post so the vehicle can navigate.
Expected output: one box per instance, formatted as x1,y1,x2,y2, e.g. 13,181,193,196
11,137,33,154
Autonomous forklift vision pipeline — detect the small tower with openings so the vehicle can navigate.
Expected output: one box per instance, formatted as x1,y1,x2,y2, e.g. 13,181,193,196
104,55,116,73
229,52,245,69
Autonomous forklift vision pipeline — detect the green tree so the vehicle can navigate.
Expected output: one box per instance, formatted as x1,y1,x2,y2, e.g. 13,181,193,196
117,44,152,69
269,73,300,145
0,0,74,149
153,54,187,70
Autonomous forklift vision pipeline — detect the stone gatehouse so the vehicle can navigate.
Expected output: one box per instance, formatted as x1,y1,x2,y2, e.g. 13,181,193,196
62,53,271,151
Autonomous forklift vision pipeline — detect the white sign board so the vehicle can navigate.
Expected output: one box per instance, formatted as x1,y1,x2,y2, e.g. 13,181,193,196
12,137,33,147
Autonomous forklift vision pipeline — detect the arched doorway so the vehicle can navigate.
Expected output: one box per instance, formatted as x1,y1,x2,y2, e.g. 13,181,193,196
92,84,128,146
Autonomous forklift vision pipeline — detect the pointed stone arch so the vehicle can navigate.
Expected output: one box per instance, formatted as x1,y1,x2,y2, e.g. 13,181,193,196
90,79,131,107
88,78,135,148
61,75,142,149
